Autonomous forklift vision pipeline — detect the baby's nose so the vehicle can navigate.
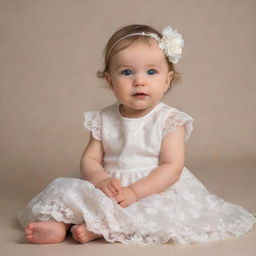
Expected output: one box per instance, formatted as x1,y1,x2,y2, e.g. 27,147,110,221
133,74,147,86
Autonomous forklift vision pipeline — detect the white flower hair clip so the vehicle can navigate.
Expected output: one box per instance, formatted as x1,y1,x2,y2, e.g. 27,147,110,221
158,26,184,64
108,26,185,64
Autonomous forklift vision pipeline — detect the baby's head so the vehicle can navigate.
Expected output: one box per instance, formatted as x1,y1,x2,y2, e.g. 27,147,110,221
97,24,182,93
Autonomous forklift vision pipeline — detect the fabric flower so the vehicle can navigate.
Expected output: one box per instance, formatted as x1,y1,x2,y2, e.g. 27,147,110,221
158,26,185,64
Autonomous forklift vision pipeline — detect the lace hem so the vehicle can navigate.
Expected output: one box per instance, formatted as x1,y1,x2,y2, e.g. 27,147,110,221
86,215,255,245
17,177,256,245
83,111,101,141
20,200,255,246
162,109,194,142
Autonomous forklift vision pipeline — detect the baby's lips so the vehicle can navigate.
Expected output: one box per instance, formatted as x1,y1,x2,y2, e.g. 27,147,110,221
133,92,148,96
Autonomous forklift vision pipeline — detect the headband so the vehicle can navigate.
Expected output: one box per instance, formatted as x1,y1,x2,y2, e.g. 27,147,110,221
108,26,184,64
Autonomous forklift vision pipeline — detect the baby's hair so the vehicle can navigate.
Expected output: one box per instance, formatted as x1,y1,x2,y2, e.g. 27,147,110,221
97,24,182,92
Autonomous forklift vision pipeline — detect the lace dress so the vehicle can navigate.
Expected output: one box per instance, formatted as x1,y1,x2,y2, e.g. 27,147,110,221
17,101,256,245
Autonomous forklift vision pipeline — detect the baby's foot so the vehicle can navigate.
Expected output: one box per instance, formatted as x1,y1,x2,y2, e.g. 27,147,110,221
25,220,69,244
71,223,102,243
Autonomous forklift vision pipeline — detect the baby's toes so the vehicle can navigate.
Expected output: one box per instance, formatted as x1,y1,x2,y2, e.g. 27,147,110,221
26,234,34,241
77,230,87,239
71,232,79,242
72,231,86,243
71,229,79,241
75,225,85,234
25,231,34,241
25,228,33,236
77,234,87,243
25,223,35,235
71,225,84,242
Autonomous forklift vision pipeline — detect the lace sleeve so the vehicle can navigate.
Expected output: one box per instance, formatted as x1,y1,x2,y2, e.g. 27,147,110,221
162,110,194,142
83,111,101,141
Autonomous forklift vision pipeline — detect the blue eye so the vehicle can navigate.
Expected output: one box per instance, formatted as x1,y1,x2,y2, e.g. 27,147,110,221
121,69,133,76
147,69,157,75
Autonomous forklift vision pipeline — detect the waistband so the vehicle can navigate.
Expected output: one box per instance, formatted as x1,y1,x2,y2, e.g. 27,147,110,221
104,165,158,173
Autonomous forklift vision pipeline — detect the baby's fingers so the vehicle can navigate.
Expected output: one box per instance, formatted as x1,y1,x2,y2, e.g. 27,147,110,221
119,199,128,208
115,193,124,203
102,187,114,198
107,184,118,195
111,179,121,194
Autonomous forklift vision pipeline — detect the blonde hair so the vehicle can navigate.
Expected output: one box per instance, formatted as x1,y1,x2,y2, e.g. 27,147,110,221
97,24,182,92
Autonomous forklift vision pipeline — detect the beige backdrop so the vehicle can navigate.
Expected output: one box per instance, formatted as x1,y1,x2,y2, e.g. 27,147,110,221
1,0,256,221
1,0,256,255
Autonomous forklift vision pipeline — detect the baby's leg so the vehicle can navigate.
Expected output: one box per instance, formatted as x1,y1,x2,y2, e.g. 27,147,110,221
71,222,103,243
25,220,71,244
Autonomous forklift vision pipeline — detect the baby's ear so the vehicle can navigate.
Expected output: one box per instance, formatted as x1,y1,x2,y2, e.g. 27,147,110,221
104,72,113,89
166,71,174,85
163,71,173,93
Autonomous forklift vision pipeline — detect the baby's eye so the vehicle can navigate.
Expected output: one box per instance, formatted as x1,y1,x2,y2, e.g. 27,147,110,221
147,69,158,75
121,69,133,76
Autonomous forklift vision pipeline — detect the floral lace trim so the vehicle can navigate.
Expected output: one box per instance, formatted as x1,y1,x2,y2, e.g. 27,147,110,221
34,199,84,224
83,111,101,141
162,110,194,141
27,198,255,246
17,176,256,245
82,197,256,246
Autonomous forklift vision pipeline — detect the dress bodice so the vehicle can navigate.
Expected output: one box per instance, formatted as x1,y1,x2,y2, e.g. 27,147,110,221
83,101,194,173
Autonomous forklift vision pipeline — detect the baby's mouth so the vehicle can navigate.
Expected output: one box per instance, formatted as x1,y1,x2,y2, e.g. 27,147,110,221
133,93,148,96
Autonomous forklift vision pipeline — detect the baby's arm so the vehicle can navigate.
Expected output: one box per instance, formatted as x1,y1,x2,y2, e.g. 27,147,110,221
80,133,121,197
129,125,185,201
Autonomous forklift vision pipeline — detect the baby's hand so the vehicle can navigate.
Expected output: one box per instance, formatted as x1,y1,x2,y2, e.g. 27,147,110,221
114,186,137,208
95,177,121,198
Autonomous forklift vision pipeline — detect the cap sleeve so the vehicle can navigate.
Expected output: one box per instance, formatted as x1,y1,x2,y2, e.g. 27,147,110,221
83,111,101,141
162,109,194,142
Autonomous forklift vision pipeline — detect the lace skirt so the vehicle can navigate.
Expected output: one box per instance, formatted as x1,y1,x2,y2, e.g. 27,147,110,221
17,167,256,245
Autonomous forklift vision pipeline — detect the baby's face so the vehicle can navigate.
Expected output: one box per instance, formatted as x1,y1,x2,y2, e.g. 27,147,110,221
105,39,173,117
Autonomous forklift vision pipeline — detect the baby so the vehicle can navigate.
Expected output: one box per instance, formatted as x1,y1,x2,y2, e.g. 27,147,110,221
19,24,255,245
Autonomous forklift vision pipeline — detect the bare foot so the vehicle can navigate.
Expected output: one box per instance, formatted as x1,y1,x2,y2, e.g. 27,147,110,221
25,220,71,244
71,222,102,243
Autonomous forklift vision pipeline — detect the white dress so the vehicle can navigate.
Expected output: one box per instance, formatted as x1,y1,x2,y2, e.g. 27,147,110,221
17,101,256,245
